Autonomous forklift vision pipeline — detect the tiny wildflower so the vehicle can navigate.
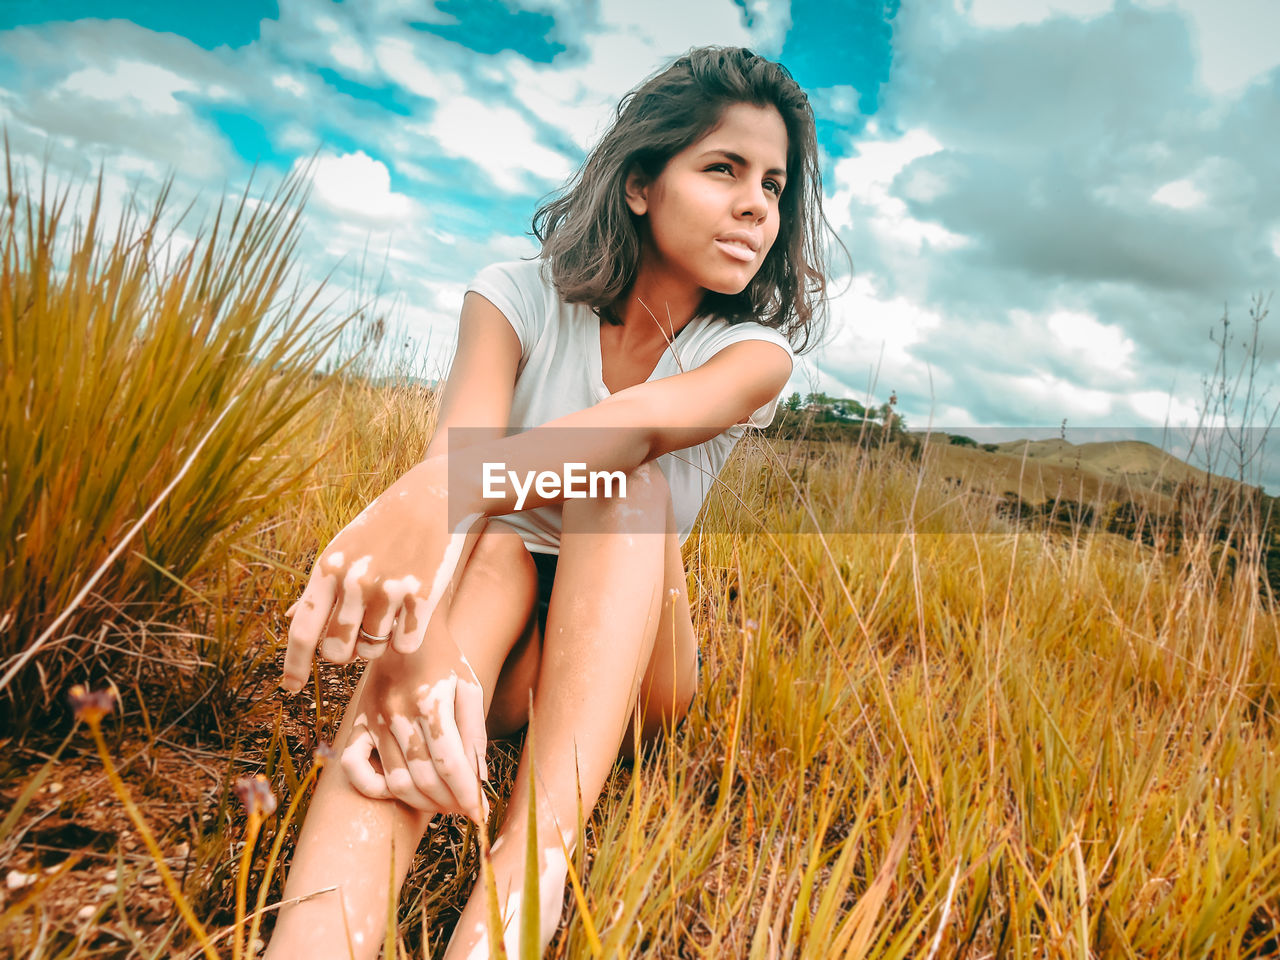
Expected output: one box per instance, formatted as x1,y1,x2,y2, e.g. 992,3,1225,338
68,684,116,724
313,742,337,764
744,618,759,634
233,775,278,818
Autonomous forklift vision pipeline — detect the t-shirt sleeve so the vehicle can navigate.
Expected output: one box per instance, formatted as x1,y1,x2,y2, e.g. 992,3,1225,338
463,260,544,359
700,324,796,429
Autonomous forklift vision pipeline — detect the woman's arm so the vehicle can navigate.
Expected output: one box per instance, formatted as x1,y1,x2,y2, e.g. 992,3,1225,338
440,339,793,519
422,291,521,463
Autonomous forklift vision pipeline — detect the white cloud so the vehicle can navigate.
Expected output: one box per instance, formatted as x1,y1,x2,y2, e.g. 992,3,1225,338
1151,178,1206,210
813,272,947,401
272,73,307,97
373,36,465,101
503,58,615,154
492,0,782,158
1045,309,1136,379
1135,0,1280,97
960,0,1280,97
329,36,372,74
59,61,199,115
303,151,414,223
828,129,973,254
428,95,573,193
1003,371,1114,420
958,0,1113,28
1128,389,1201,427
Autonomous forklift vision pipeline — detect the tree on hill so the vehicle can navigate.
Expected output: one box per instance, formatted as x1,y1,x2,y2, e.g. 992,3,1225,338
783,391,803,411
804,391,838,409
832,398,865,420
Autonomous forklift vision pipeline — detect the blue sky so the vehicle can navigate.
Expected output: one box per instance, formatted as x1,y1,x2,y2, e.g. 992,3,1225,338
2,0,1279,488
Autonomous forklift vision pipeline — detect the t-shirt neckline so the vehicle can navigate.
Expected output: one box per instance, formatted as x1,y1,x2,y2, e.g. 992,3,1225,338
586,312,699,400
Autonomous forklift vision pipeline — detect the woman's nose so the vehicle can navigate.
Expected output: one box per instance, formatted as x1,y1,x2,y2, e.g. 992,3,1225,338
734,184,769,221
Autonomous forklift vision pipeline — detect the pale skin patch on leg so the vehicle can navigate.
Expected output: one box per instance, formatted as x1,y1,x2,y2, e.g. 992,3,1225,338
456,842,570,960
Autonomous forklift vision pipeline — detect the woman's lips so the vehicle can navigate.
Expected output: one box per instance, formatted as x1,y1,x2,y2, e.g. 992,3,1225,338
714,238,756,262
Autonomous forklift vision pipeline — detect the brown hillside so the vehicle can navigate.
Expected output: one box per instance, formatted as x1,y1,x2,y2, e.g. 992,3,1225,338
919,436,1180,513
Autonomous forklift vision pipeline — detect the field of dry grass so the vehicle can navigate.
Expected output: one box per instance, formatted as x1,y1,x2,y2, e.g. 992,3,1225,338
3,160,1279,958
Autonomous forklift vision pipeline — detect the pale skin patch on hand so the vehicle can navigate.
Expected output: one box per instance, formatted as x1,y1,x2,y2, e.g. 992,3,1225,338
381,573,421,599
415,677,454,743
388,713,417,746
334,555,375,627
418,511,485,628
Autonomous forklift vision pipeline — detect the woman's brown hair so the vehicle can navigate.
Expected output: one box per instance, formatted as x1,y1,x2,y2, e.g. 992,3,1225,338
529,44,849,357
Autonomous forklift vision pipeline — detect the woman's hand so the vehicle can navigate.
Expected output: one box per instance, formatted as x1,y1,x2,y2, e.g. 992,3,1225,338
281,455,490,823
339,637,491,823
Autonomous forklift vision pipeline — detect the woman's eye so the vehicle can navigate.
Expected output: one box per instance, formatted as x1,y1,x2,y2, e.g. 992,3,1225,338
710,163,782,197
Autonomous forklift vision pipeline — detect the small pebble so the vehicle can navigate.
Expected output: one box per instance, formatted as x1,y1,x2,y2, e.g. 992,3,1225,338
172,842,190,859
77,904,96,921
6,870,37,890
98,883,117,897
101,868,118,881
141,875,162,887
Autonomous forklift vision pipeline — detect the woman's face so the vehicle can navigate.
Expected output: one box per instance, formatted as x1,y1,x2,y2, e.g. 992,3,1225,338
625,102,789,298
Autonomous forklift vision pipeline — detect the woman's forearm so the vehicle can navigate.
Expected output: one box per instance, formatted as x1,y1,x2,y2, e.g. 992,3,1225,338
433,391,656,519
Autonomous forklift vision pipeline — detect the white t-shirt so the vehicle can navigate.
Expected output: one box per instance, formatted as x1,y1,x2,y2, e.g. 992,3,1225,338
463,258,796,555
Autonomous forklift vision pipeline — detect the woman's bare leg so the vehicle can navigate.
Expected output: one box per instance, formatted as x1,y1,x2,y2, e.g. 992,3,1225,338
265,521,543,960
442,462,700,959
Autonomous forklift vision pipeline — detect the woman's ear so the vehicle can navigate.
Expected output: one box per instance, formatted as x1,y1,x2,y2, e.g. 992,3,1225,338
623,166,648,216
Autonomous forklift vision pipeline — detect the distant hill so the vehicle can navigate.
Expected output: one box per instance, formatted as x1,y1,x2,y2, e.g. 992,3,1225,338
916,434,1262,515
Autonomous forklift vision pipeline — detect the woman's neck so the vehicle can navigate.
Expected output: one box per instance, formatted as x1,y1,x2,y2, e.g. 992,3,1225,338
611,260,704,345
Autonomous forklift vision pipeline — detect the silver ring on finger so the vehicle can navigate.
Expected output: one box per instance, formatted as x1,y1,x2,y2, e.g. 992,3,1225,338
358,618,397,644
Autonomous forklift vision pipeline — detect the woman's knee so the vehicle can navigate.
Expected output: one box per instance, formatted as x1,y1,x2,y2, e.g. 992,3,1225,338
562,461,671,529
446,520,538,630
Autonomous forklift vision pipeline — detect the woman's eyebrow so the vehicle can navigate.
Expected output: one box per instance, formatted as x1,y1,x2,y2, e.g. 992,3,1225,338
700,149,787,179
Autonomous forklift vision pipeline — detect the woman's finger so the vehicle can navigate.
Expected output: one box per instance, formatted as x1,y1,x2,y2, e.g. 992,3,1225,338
373,720,439,813
355,604,400,661
320,555,376,663
361,575,419,661
453,660,489,785
386,712,469,816
340,720,392,800
281,575,339,693
416,674,486,825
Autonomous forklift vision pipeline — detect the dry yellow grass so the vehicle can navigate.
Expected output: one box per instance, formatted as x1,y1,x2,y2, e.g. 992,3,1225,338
3,157,1279,958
